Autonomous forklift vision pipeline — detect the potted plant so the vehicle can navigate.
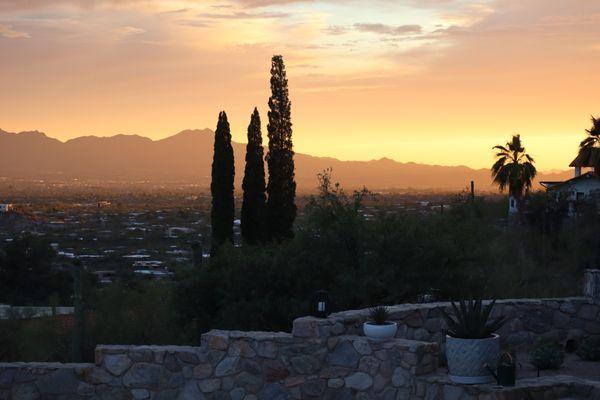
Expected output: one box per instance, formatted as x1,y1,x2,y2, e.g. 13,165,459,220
442,299,507,384
363,306,397,340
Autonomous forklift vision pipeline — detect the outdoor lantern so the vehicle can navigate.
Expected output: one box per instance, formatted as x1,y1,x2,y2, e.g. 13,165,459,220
312,289,330,318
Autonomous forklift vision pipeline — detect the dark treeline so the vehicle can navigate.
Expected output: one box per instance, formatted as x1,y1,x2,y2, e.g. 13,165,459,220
241,108,266,245
210,111,235,254
211,55,296,253
3,176,600,361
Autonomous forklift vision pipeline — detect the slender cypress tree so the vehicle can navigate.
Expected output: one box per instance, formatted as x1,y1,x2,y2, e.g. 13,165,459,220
241,108,266,244
210,111,235,254
266,55,296,241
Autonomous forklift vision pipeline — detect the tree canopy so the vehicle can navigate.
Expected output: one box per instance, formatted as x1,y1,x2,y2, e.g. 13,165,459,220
491,134,537,199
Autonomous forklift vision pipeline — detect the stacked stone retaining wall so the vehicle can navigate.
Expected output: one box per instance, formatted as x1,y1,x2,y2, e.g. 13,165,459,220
294,297,600,352
1,269,599,400
0,330,438,399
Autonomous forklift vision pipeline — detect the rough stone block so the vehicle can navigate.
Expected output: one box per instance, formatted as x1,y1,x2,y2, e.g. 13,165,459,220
291,317,320,338
104,354,132,376
327,341,360,368
344,372,372,391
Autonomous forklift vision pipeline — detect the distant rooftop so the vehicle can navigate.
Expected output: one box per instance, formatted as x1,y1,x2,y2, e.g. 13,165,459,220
570,147,600,167
540,171,598,189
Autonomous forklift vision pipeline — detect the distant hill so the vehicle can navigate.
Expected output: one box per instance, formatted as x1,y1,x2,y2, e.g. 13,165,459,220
0,128,572,192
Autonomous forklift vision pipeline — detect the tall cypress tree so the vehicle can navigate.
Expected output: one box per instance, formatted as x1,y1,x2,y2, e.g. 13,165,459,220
210,111,235,254
241,108,266,244
266,55,296,241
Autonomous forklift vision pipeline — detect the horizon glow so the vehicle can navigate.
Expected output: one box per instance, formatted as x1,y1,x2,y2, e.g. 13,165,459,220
0,0,598,171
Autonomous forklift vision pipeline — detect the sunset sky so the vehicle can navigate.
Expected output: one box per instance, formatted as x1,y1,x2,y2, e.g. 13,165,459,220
1,0,599,171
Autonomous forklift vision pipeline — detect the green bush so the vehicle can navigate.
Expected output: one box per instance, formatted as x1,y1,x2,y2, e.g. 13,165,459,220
576,336,600,361
173,173,600,341
0,315,71,362
529,340,565,370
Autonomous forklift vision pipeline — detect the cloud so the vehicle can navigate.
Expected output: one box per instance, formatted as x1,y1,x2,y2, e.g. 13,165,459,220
0,23,30,38
233,0,309,7
0,0,151,12
354,23,422,36
322,25,347,35
197,10,289,19
177,19,210,28
113,26,145,36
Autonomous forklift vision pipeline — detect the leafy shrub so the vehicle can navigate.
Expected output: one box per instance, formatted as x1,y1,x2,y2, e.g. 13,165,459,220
0,314,71,362
529,339,564,370
576,336,600,361
442,299,507,339
368,306,391,325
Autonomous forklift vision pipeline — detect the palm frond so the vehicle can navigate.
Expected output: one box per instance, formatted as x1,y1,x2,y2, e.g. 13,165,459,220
491,135,536,198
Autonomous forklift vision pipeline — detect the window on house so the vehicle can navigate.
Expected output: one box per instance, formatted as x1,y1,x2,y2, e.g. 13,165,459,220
576,192,585,201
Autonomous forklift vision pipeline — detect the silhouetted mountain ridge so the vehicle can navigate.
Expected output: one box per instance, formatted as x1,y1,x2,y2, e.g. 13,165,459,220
0,129,572,191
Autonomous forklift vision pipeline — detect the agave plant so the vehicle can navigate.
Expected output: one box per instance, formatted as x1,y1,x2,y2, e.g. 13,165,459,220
442,299,507,339
368,306,391,325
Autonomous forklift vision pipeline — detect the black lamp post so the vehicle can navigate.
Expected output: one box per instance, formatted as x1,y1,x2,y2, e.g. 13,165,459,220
312,290,330,318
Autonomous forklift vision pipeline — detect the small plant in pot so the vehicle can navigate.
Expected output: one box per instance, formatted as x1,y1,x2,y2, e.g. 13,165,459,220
442,299,507,384
363,306,397,340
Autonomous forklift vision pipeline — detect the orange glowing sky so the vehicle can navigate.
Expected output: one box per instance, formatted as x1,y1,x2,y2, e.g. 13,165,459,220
0,0,599,170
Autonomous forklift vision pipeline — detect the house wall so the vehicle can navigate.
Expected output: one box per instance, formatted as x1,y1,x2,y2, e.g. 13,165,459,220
552,178,600,199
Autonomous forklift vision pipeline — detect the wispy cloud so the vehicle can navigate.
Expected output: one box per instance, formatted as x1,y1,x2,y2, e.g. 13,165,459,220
113,25,145,36
322,25,347,35
0,23,29,38
197,10,289,19
354,23,422,36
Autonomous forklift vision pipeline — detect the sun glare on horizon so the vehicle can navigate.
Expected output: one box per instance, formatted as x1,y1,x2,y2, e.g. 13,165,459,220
1,0,599,170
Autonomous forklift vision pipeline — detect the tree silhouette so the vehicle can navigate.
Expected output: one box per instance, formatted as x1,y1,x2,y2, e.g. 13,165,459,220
491,134,537,204
266,55,297,241
210,111,235,254
579,116,600,173
241,108,267,244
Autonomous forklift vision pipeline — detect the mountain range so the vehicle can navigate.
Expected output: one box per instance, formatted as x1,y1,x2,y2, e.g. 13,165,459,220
0,128,572,192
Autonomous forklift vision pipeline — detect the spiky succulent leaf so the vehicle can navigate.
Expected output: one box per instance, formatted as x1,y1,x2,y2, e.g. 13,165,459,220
443,299,507,339
368,306,391,325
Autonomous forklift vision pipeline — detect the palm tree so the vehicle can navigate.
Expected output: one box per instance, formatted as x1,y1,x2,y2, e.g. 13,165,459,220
578,116,600,173
491,134,537,212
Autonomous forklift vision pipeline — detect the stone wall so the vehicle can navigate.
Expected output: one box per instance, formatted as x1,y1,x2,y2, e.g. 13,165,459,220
293,297,600,352
412,373,600,400
1,270,599,399
0,330,438,399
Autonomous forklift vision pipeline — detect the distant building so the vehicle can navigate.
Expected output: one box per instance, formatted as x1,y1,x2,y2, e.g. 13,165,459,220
94,270,116,285
134,269,173,280
0,203,14,212
540,150,600,215
132,260,163,269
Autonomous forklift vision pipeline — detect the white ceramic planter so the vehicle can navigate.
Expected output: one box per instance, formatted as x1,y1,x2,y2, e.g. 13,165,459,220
445,333,500,384
363,322,397,340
